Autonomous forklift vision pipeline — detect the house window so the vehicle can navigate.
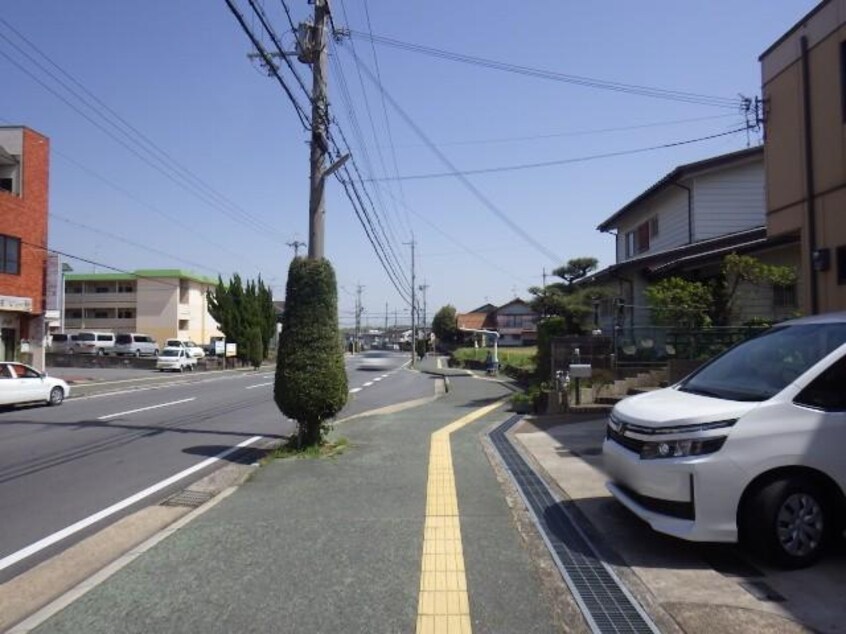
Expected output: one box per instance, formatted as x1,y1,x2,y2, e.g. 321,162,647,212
0,149,20,195
838,246,846,285
649,215,659,238
625,231,635,258
117,283,134,293
178,319,189,330
94,285,112,293
117,308,135,319
0,235,21,274
66,309,82,319
91,309,110,319
773,283,797,309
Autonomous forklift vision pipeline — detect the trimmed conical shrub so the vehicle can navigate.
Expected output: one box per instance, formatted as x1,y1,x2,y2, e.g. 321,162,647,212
274,257,348,445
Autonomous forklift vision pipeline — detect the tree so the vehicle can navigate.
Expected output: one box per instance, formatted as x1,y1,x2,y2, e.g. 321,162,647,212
645,277,713,329
247,325,263,370
712,253,797,325
528,257,606,334
431,305,459,345
274,257,347,447
208,274,276,364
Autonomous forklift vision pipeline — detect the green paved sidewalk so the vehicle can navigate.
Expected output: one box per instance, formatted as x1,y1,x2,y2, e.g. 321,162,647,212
33,375,561,633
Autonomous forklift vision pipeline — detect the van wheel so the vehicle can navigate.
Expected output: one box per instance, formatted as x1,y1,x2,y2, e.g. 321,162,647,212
48,387,64,406
96,348,104,356
134,349,141,357
741,476,830,569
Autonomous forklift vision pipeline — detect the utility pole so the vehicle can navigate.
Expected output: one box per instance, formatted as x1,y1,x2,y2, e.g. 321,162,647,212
418,281,429,333
301,0,329,260
542,267,547,288
406,238,417,367
384,302,388,347
355,283,364,352
287,240,306,257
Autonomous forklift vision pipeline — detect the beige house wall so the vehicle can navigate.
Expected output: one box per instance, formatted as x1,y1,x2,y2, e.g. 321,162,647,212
761,2,846,313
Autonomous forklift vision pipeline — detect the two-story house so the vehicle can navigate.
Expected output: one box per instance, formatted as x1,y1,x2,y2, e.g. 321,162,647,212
457,300,538,347
579,147,800,332
760,0,846,314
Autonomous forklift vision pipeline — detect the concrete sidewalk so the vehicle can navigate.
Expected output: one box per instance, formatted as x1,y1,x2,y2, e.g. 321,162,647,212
21,367,565,633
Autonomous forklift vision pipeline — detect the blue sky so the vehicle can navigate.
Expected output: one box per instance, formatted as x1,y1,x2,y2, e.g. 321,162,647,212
1,1,818,327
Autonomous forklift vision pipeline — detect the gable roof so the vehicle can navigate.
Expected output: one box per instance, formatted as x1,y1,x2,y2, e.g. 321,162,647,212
596,147,763,232
457,312,493,330
469,303,497,314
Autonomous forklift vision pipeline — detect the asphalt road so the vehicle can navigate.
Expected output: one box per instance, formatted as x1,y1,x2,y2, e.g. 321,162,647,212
0,352,427,582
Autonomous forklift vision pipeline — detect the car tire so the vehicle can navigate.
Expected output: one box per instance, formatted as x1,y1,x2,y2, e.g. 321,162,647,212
96,348,104,356
48,387,64,406
741,475,831,569
134,349,141,357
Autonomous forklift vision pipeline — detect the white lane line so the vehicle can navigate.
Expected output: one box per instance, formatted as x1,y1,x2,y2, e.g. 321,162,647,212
363,382,374,387
245,382,273,390
373,377,383,382
97,398,196,421
349,388,362,393
0,435,263,573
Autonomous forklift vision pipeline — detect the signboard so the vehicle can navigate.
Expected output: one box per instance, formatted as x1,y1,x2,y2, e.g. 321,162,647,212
45,254,61,313
214,340,225,355
225,343,237,358
0,295,32,312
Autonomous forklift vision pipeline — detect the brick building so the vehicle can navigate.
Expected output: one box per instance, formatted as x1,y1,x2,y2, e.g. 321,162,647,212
0,126,49,368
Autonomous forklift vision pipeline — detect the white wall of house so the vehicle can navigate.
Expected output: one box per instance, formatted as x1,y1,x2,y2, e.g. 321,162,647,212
693,160,765,241
615,187,690,262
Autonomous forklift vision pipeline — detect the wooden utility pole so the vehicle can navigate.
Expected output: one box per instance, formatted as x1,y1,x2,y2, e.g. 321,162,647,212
406,238,417,367
306,0,329,260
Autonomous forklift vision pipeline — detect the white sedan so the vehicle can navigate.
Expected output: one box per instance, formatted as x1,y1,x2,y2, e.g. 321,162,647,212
0,362,70,406
156,347,197,372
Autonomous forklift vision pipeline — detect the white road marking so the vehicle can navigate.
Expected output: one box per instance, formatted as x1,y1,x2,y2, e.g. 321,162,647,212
373,377,383,382
349,388,362,393
97,398,196,421
363,382,374,387
246,382,273,390
0,435,263,573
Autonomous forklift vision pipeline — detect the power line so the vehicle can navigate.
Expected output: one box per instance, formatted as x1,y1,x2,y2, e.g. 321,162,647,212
348,30,742,109
0,17,290,241
340,44,562,264
366,127,750,182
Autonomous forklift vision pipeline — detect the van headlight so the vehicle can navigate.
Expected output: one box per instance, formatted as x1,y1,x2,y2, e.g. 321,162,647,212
640,436,727,460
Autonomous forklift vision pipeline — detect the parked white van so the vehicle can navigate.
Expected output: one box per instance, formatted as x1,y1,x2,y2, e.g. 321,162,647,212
603,313,846,568
48,333,77,354
73,331,116,355
113,333,158,357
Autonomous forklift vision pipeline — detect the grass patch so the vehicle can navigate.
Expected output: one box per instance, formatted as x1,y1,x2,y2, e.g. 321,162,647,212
267,436,349,461
452,346,537,371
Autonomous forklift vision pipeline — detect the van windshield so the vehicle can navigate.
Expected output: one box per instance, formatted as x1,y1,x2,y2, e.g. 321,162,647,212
679,323,846,402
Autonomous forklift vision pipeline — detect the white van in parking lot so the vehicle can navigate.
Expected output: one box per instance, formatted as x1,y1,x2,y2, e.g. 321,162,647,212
603,312,846,568
113,333,158,357
73,331,116,355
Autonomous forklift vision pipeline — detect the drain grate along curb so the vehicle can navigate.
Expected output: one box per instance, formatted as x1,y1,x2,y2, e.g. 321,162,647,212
489,415,660,634
161,489,214,508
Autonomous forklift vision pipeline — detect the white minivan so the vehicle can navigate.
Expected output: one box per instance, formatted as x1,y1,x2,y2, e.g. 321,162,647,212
113,333,158,357
72,331,116,355
603,313,846,568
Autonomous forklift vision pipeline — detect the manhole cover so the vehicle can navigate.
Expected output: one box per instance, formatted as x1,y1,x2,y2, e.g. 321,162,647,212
161,489,214,508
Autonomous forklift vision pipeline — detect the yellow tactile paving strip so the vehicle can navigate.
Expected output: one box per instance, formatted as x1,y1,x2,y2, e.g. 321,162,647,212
416,400,505,634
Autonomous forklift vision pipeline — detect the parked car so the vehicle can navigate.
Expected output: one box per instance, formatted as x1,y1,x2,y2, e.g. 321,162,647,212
73,331,116,355
113,333,159,357
163,339,204,359
0,362,69,406
603,312,846,568
48,333,77,354
156,347,197,372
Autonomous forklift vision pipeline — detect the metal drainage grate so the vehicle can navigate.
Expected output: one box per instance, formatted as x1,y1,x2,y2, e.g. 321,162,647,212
161,489,214,508
489,415,660,634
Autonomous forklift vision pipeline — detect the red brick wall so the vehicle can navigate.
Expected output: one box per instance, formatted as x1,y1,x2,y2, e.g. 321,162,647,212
0,128,49,314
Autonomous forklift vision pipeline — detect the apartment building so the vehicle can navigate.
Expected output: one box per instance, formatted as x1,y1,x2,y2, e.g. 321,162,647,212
760,0,846,313
0,126,50,368
63,269,222,346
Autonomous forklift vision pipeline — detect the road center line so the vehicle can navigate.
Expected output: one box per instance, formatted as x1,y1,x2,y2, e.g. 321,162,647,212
417,399,506,634
363,382,374,387
349,388,362,393
0,435,263,573
245,382,274,390
97,398,196,420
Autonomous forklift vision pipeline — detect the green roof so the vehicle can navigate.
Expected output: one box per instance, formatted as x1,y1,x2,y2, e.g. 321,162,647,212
65,269,218,285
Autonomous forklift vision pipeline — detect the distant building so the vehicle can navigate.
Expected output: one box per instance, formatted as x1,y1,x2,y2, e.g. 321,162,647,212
0,126,50,368
760,0,846,313
63,269,222,345
457,299,538,347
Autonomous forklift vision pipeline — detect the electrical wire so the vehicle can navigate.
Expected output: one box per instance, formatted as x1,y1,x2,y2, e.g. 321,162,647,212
340,44,562,264
366,127,750,182
0,17,290,241
348,30,742,109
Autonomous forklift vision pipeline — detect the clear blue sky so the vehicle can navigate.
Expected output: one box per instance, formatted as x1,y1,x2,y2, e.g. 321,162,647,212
1,1,818,327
